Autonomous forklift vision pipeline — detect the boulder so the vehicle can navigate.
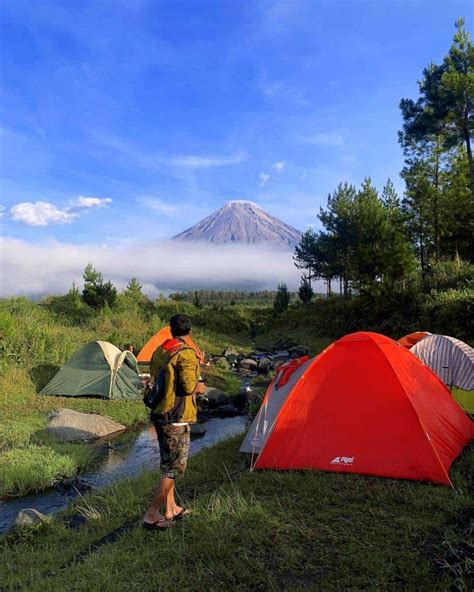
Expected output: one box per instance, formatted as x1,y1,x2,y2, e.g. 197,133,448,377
222,345,239,358
217,404,240,417
14,509,48,528
45,408,126,442
190,423,207,436
289,346,310,358
257,357,273,373
239,358,258,371
204,387,229,407
270,352,290,365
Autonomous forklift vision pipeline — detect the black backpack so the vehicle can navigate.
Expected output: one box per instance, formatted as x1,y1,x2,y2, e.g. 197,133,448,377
143,346,192,410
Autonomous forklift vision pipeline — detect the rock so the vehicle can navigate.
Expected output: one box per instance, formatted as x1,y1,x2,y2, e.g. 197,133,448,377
270,352,290,365
45,408,126,442
65,514,88,530
289,346,310,358
231,389,250,412
55,478,91,493
222,345,239,358
204,387,229,407
190,423,207,436
217,404,240,417
257,357,272,373
14,509,48,528
239,358,258,371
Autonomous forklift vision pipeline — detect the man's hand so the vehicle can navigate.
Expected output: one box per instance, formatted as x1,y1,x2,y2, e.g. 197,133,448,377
195,381,206,395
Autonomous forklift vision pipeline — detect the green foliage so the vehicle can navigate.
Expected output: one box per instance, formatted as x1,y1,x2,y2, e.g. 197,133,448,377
42,284,93,326
295,179,416,295
193,290,203,309
298,275,314,303
1,437,471,590
421,289,474,340
81,264,117,309
0,444,94,497
399,18,474,197
423,257,474,292
169,290,285,304
399,20,474,268
273,283,291,314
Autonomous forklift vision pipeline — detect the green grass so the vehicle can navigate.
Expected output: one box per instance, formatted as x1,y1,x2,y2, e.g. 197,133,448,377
0,299,252,496
1,436,472,591
0,444,96,497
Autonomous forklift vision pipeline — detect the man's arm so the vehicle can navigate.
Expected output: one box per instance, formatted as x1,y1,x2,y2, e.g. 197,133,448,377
177,352,199,395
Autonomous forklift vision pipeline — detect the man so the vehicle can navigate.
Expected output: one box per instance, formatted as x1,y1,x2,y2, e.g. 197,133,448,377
143,314,205,529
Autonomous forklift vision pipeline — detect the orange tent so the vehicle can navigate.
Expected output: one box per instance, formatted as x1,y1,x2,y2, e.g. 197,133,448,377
398,331,430,349
244,332,471,485
137,327,204,364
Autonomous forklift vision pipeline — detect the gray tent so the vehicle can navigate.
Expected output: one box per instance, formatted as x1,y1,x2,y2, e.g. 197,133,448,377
411,334,474,391
40,341,142,399
240,357,312,456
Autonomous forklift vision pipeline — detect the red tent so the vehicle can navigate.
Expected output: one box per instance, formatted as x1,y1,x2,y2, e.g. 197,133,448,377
398,331,430,349
250,332,472,485
137,326,204,364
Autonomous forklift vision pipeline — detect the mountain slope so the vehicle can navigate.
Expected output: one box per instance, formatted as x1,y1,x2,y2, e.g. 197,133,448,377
172,201,302,248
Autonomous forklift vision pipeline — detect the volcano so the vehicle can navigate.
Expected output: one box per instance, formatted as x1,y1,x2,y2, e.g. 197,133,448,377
172,201,301,248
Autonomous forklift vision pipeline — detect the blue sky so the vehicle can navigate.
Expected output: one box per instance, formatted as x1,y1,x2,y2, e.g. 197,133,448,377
0,1,472,294
2,0,472,239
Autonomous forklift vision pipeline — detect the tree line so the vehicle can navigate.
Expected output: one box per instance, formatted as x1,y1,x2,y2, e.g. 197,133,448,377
294,19,474,299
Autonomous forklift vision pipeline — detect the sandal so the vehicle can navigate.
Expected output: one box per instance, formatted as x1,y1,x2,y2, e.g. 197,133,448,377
173,508,192,520
143,517,174,530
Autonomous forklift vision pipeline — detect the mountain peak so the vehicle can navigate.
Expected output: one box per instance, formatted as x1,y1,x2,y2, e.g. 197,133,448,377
172,201,301,248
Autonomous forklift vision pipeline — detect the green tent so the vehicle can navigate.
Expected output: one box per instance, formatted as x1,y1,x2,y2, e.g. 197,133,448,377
40,341,142,400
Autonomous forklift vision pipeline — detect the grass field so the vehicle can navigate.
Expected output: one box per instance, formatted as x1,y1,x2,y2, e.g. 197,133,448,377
1,435,472,591
0,298,254,496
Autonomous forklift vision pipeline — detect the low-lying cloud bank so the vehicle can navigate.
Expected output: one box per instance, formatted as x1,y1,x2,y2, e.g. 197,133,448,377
0,237,303,298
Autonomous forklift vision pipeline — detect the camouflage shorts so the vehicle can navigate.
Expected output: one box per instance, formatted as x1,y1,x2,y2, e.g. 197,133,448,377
154,423,191,478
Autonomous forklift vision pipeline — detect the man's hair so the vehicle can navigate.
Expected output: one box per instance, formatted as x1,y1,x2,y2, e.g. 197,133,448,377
169,314,192,337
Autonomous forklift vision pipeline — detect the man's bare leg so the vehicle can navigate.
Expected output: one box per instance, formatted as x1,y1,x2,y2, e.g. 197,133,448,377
143,476,175,524
163,480,183,519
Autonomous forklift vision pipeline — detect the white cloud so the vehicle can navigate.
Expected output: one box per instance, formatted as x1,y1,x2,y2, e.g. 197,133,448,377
272,161,285,172
10,202,78,227
138,197,177,214
259,172,270,187
304,132,345,147
169,153,247,168
0,237,304,297
9,195,113,227
73,196,112,208
0,205,5,218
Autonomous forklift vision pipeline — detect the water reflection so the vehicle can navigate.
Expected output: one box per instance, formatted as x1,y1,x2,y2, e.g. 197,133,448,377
0,417,247,533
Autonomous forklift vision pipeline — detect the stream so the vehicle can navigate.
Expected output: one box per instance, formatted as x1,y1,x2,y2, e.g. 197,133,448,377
0,416,247,533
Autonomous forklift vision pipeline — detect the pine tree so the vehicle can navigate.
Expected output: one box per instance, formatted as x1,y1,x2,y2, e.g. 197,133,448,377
81,263,117,309
274,283,291,314
399,19,474,199
298,275,314,303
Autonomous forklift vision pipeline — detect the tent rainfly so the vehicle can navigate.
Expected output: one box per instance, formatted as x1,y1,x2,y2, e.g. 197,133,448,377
40,341,142,399
398,331,430,349
137,326,204,364
410,334,474,413
241,332,472,486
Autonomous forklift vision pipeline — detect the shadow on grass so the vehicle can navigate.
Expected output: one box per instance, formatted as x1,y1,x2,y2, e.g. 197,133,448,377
29,364,60,393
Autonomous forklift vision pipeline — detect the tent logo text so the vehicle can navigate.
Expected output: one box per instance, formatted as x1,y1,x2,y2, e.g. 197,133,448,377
330,456,354,466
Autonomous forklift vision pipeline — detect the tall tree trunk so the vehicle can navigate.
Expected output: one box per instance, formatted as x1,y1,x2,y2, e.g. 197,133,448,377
463,122,474,199
433,140,441,259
